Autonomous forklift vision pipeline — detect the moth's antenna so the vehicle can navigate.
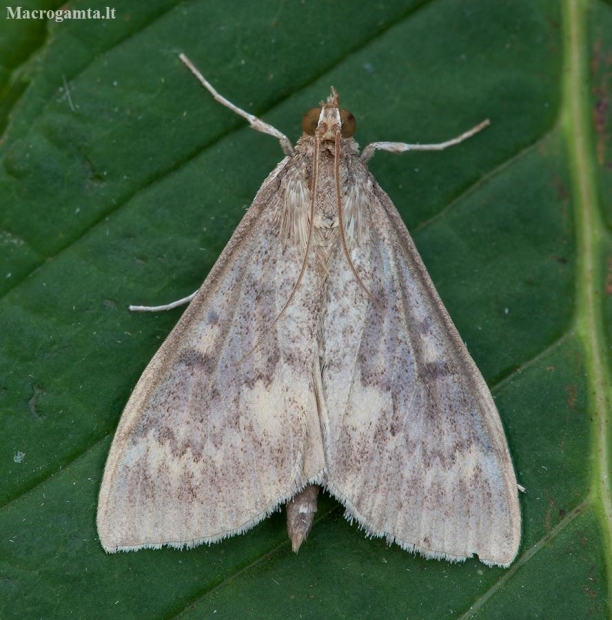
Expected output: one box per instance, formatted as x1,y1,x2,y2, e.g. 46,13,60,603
334,132,381,308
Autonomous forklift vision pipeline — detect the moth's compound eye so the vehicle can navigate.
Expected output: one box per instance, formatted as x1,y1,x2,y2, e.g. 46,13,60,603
302,108,321,136
340,109,356,138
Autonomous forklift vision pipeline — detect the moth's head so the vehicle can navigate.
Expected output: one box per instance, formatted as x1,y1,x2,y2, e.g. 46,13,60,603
301,88,356,142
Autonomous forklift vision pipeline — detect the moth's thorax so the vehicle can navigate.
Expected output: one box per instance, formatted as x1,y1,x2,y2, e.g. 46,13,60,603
280,137,369,272
294,134,360,158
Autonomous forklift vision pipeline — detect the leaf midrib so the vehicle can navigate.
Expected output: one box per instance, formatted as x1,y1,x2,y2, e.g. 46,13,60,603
564,0,612,605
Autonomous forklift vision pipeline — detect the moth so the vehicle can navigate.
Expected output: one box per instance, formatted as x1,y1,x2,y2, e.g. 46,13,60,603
97,54,521,567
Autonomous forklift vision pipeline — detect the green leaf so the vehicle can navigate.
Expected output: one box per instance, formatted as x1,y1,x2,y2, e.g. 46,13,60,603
1,0,610,617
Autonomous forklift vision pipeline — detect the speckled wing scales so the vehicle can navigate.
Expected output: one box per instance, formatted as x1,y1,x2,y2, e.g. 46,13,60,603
322,164,521,567
97,159,326,552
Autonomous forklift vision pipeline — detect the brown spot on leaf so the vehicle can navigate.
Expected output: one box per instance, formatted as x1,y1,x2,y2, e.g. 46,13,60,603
551,174,569,201
28,385,46,418
605,256,612,295
590,38,611,166
566,384,577,410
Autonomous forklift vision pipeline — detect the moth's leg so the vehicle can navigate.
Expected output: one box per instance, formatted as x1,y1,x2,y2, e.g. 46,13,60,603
129,291,197,313
179,54,294,157
286,485,320,552
360,119,490,163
